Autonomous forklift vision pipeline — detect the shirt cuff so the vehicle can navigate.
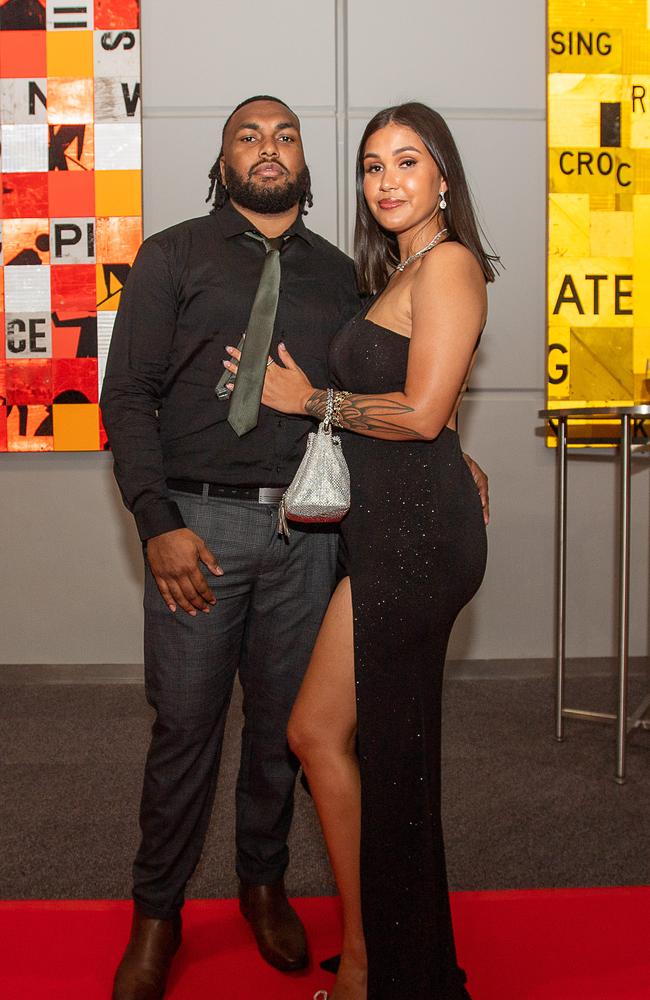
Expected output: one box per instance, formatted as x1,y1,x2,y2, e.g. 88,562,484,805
135,498,186,542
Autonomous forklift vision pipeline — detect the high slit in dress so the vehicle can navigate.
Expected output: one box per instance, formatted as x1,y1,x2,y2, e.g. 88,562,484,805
328,307,487,999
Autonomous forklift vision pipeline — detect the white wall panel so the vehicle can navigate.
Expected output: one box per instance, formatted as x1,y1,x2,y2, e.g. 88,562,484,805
448,393,650,660
4,390,647,664
142,115,227,235
141,0,336,109
348,0,545,111
143,115,339,244
0,454,144,664
451,118,546,390
347,115,546,390
290,116,339,246
4,0,649,669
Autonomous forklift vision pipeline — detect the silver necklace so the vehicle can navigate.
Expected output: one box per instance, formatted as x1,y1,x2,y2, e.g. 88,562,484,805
395,228,448,272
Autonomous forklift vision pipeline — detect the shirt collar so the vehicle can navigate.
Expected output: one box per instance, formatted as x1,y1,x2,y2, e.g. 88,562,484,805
211,199,314,246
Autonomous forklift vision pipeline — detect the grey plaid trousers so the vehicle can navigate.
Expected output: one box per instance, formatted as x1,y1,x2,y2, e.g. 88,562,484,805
133,490,338,919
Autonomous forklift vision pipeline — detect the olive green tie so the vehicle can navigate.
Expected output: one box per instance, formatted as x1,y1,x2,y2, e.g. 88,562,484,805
227,233,284,437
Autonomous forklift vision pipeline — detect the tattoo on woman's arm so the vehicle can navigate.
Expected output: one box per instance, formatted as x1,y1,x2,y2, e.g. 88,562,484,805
305,389,426,439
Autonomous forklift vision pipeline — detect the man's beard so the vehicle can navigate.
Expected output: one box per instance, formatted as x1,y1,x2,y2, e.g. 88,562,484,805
224,162,310,214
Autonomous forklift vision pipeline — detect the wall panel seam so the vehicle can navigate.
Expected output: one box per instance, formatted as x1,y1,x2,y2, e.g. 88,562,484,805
347,107,545,121
468,389,545,395
142,107,546,123
143,105,337,119
335,0,349,250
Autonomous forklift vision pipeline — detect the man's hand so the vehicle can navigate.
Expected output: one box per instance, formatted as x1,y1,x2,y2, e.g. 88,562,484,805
463,453,490,525
146,528,223,615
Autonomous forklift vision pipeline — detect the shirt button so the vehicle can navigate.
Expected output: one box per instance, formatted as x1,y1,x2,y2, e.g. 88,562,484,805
275,465,282,473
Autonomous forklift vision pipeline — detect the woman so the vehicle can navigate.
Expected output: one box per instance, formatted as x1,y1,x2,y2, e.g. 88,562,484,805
225,102,498,1000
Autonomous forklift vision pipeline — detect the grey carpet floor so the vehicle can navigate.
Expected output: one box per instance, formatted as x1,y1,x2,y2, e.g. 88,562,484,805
1,674,649,901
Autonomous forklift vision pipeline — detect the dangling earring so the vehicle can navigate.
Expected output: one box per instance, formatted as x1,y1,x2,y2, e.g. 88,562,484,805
439,190,447,210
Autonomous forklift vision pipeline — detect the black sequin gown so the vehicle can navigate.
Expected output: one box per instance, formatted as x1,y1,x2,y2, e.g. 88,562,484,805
328,308,487,1000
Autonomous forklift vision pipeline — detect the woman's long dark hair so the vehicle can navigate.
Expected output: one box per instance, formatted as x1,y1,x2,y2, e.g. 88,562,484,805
354,102,500,295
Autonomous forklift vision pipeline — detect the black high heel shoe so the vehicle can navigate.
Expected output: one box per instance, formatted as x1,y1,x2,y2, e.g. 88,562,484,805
320,954,340,974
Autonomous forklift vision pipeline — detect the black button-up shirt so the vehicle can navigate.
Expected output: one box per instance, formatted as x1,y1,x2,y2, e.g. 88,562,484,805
100,201,361,541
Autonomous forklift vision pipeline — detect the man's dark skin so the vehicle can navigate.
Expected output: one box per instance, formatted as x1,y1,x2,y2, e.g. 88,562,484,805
113,99,489,999
146,101,489,621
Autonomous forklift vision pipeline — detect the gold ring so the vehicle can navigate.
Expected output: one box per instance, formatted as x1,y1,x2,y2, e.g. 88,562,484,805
266,359,274,368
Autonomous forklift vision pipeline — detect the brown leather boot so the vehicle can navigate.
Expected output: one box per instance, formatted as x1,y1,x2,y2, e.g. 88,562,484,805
239,878,308,972
112,905,182,1000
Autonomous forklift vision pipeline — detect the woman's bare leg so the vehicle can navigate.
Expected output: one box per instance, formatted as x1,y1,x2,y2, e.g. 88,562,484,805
288,577,366,1000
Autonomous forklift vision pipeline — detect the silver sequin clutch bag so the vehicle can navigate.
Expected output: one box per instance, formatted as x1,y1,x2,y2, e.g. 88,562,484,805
278,389,350,537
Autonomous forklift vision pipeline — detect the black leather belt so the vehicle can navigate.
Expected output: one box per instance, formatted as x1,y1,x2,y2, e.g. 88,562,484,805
167,479,286,504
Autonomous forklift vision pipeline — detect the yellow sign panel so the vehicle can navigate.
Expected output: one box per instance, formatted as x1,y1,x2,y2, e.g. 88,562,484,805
547,1,650,442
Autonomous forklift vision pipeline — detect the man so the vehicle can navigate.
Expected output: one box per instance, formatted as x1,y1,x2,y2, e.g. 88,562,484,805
101,95,489,999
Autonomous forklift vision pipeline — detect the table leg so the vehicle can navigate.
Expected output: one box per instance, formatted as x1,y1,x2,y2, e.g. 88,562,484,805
555,416,567,743
615,415,631,784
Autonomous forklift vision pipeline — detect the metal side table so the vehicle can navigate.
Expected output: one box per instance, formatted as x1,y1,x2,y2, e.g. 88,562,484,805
539,404,650,783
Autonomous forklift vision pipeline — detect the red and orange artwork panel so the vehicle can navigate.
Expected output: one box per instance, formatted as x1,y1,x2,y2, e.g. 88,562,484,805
0,0,142,451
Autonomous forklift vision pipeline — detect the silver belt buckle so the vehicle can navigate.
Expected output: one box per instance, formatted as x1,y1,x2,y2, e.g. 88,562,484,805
258,487,285,504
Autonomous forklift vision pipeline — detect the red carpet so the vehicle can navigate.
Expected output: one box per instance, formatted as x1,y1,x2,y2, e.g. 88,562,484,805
1,888,649,999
